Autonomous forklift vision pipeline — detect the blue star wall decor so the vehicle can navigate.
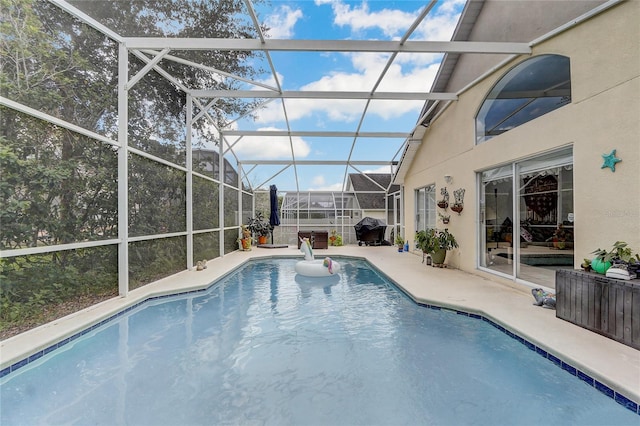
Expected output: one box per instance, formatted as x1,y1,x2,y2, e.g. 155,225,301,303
601,149,621,172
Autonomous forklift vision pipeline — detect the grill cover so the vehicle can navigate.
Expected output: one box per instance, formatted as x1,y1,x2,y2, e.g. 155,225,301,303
354,217,387,243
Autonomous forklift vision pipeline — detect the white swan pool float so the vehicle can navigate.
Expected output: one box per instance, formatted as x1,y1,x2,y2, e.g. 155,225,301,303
295,237,341,277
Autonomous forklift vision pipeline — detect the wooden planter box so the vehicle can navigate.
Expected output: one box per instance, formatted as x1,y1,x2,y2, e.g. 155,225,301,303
297,231,328,249
555,269,640,349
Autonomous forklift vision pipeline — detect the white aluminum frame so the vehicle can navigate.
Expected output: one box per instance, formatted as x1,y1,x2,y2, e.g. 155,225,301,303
9,0,605,294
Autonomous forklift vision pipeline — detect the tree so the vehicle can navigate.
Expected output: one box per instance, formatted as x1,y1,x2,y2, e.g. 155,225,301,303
0,0,267,337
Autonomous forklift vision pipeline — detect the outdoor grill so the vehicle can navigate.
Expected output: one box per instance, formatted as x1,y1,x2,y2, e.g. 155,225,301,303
354,217,387,246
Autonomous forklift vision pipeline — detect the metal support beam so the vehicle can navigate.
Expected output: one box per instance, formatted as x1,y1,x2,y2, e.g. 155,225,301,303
186,95,194,270
127,48,170,90
124,38,532,55
117,43,129,297
241,160,397,165
191,90,458,101
221,130,409,138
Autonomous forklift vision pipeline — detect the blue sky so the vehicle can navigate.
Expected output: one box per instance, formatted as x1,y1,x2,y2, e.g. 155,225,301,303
215,0,466,192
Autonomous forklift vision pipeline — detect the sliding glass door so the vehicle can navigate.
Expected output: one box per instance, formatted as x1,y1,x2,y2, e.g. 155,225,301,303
480,167,514,276
479,148,573,288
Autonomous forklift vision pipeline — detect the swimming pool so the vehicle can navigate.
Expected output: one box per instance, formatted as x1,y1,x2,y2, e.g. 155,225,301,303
1,258,638,425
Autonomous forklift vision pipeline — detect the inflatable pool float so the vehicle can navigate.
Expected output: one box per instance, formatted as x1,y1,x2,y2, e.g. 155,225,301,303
295,237,341,277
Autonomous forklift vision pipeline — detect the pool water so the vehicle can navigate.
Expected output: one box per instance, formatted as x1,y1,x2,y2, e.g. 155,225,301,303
1,258,637,425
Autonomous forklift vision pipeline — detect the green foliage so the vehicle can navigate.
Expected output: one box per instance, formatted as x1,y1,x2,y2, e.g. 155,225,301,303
128,155,186,237
329,230,343,246
591,241,639,264
194,232,220,263
416,228,459,254
0,122,119,250
416,229,436,253
246,212,271,237
0,0,266,337
193,176,220,230
129,237,187,290
0,247,118,335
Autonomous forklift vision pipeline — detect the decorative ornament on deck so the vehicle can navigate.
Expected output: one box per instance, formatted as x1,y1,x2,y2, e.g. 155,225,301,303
531,288,556,309
601,149,621,172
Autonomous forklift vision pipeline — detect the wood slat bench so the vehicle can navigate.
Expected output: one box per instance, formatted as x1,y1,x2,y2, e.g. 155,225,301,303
556,269,640,349
297,231,329,249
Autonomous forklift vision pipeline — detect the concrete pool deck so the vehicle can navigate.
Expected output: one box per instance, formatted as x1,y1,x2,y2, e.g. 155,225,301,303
1,244,639,406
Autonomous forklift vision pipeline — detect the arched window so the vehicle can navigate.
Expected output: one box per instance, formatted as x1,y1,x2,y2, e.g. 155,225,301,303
475,55,571,144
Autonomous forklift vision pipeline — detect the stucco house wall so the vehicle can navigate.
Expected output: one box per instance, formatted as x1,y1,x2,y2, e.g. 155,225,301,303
445,1,607,94
402,1,639,282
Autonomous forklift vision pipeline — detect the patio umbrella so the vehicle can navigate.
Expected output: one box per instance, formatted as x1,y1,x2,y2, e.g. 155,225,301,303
269,184,280,243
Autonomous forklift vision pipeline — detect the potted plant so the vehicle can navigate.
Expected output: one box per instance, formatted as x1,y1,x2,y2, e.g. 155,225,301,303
395,234,405,252
246,212,272,245
238,225,252,251
549,224,568,249
451,188,465,214
329,229,343,246
591,241,639,275
437,187,449,209
416,228,458,266
580,258,592,272
416,229,437,254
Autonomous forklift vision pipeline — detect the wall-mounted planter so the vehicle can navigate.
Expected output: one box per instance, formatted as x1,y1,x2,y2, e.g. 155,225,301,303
451,204,463,214
438,187,450,209
451,188,465,214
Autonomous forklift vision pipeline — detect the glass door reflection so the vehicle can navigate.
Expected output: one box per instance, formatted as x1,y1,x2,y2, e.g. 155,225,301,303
517,164,574,288
480,171,514,278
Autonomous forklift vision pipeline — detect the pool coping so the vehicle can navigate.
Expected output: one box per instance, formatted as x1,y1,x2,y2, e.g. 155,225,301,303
1,246,639,414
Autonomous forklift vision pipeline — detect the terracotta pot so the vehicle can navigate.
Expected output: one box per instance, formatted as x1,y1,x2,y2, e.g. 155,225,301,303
240,238,251,250
258,235,268,245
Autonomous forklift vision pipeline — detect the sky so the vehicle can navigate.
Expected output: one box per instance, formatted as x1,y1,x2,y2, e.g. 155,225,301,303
211,0,466,192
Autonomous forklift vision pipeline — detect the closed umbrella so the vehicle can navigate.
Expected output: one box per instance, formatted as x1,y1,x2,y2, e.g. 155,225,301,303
269,185,280,243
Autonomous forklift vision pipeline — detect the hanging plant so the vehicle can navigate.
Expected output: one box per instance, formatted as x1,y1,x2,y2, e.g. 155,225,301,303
438,187,449,209
438,212,450,224
451,188,465,214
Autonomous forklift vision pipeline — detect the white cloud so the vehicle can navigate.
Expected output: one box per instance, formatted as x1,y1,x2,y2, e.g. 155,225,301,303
228,127,312,159
414,0,466,41
251,1,462,126
317,0,416,37
312,175,326,186
308,178,344,191
252,71,284,91
252,53,439,123
362,165,397,174
265,5,303,39
316,0,463,40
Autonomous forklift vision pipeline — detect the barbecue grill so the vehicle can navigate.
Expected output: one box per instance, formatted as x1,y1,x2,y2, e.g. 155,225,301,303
354,217,387,246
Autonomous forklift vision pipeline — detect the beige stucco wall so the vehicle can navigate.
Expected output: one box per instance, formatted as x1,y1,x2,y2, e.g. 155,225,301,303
402,1,639,282
446,0,606,94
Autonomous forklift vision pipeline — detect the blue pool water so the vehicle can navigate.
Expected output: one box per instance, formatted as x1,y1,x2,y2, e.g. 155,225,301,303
1,258,637,425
